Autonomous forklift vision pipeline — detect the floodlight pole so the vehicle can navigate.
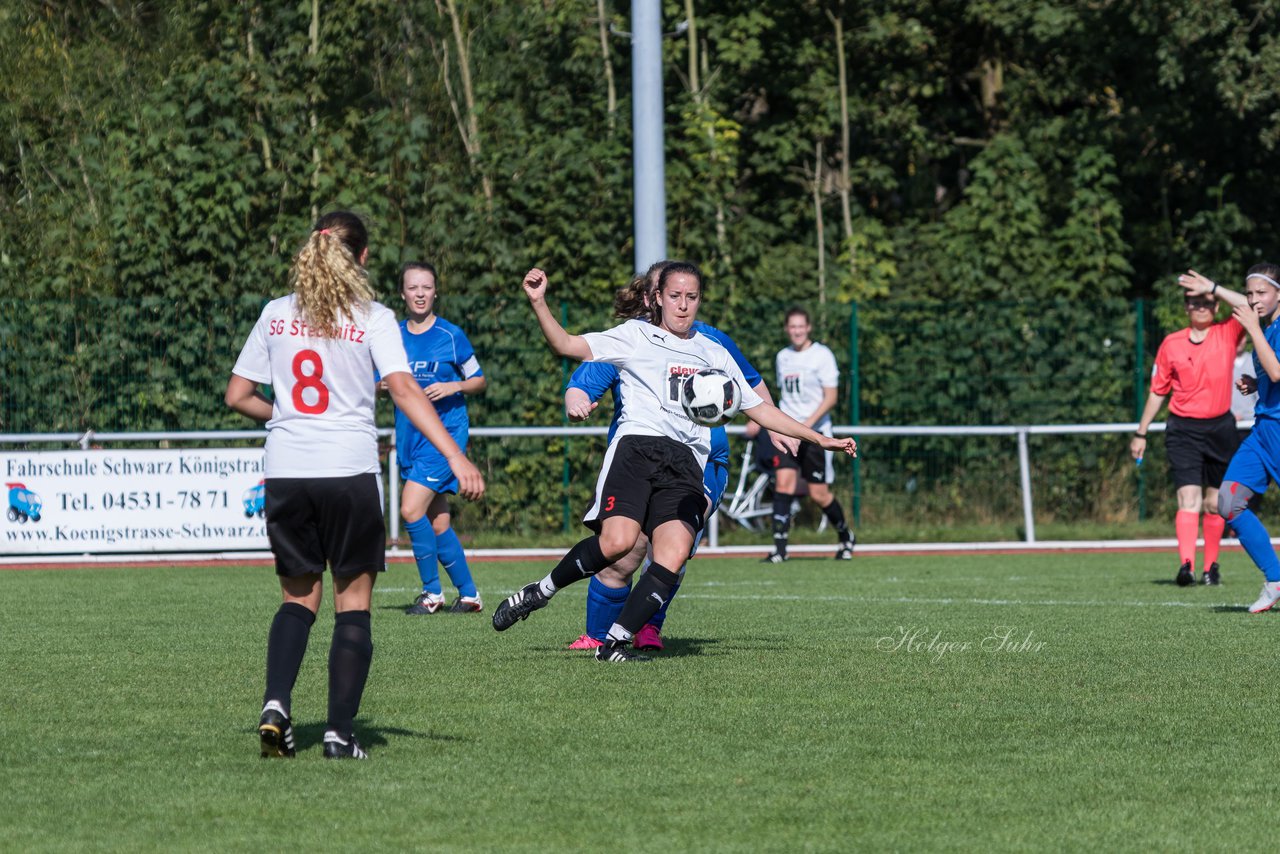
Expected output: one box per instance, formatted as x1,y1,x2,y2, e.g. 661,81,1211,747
631,0,667,273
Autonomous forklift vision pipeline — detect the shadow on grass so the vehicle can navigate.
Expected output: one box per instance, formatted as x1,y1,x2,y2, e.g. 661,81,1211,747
283,721,468,752
1211,604,1254,613
651,636,722,658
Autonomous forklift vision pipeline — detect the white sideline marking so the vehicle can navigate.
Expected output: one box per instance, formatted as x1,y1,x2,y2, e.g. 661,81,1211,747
0,537,1265,566
469,587,1234,609
674,593,1216,608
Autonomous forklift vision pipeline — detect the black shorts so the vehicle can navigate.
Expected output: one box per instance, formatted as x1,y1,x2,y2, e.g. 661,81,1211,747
1165,412,1240,489
584,435,705,537
755,432,832,484
264,474,386,578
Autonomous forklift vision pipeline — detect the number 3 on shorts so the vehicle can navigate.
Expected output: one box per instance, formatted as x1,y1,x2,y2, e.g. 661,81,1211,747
291,349,330,414
604,495,616,512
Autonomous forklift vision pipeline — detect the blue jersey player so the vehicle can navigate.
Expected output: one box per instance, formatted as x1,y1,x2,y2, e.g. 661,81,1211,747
390,263,487,615
563,265,793,651
1179,265,1280,613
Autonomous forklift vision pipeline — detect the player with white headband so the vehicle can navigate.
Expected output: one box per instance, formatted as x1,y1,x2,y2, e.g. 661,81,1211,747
1179,264,1280,612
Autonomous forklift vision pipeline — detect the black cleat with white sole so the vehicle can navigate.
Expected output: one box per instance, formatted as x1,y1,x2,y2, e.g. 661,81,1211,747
594,640,651,663
323,732,368,759
258,705,295,758
492,582,550,631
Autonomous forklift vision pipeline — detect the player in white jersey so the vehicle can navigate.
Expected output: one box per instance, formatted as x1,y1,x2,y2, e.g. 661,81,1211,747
754,306,855,562
225,211,484,759
492,262,857,663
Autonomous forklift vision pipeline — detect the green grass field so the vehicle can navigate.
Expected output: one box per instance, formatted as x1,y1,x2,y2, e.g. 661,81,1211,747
2,551,1276,852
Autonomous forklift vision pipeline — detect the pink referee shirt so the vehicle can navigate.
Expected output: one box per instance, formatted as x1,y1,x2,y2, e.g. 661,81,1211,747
1151,318,1245,419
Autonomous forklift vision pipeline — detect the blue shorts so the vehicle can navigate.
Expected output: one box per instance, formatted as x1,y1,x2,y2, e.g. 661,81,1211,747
704,460,729,514
399,444,464,495
1224,417,1280,494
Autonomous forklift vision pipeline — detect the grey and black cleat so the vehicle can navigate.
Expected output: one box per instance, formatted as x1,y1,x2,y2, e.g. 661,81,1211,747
491,582,550,631
258,702,295,758
835,535,855,560
323,732,368,759
1202,562,1221,586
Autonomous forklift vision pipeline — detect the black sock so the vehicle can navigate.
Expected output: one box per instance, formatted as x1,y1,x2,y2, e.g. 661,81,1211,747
822,499,852,542
548,536,610,589
611,562,681,638
327,610,372,739
771,493,793,555
264,602,316,714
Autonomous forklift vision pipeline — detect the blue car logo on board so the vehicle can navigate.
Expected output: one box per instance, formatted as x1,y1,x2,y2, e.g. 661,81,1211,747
242,481,266,518
6,482,42,523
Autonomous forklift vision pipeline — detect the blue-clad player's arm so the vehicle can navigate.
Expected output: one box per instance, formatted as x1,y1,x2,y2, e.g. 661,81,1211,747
566,361,620,422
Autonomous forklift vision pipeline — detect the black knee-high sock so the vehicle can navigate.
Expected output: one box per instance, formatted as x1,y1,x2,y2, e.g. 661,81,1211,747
548,536,610,590
771,493,794,555
609,562,681,640
327,610,372,739
822,499,852,542
264,602,316,713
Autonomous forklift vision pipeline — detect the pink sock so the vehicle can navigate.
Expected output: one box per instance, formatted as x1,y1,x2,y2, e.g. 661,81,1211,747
1202,513,1226,568
1175,510,1199,571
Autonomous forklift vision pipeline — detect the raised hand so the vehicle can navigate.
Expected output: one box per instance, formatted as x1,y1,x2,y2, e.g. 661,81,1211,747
1177,269,1216,297
1234,301,1262,336
522,268,548,303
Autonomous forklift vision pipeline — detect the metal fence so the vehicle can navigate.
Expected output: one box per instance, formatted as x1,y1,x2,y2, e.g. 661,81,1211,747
1,420,1186,553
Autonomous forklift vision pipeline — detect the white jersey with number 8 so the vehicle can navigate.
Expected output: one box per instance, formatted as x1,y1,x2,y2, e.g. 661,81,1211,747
232,294,411,477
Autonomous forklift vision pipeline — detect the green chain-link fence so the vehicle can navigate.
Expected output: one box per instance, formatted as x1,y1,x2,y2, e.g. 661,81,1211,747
0,296,1176,542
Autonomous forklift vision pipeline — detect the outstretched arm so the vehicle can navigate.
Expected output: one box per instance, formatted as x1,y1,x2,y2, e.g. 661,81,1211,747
523,268,594,361
744,401,857,458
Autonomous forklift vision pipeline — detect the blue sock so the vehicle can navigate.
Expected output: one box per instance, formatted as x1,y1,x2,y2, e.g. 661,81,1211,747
586,576,630,641
436,528,477,598
405,517,442,595
1229,509,1280,581
649,579,681,630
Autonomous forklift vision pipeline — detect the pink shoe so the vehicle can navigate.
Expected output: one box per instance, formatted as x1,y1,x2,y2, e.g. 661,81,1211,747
634,624,664,651
568,635,603,650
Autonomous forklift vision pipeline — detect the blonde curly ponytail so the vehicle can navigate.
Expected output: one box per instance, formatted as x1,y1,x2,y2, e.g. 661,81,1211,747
288,211,375,335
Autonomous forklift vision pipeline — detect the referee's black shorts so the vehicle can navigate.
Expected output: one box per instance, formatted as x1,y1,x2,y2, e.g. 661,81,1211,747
264,474,386,577
1165,412,1240,490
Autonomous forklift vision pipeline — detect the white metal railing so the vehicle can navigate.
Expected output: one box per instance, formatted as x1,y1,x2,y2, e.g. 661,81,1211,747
1,421,1199,549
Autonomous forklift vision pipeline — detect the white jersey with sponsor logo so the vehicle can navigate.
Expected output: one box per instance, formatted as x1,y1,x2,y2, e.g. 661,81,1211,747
232,294,411,478
581,319,764,469
776,341,839,430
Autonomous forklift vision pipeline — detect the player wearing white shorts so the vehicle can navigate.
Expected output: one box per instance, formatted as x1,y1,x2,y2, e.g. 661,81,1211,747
492,262,857,663
226,211,483,759
755,306,855,563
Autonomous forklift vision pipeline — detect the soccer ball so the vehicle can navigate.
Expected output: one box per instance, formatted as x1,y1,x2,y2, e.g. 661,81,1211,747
680,368,742,427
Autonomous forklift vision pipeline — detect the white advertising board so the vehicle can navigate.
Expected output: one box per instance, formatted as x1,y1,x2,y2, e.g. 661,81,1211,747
2,449,270,554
